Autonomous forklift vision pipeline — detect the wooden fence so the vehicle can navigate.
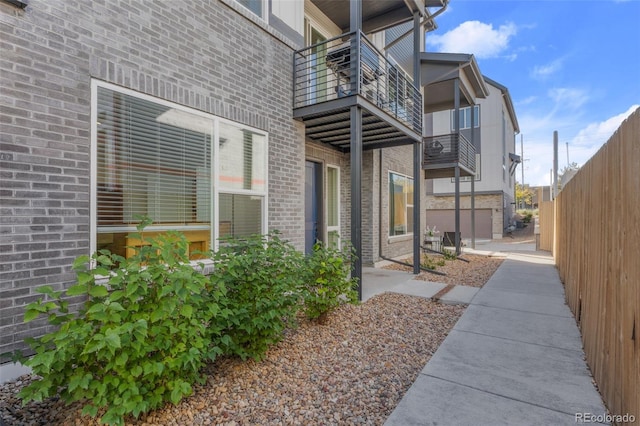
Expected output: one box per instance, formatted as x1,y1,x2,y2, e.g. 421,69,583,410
555,107,639,422
536,201,554,252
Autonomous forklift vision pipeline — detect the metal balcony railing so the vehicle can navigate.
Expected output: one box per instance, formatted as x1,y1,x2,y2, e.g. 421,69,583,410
293,31,422,134
423,132,476,173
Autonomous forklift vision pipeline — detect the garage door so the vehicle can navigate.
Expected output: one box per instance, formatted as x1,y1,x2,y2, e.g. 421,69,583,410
426,209,493,239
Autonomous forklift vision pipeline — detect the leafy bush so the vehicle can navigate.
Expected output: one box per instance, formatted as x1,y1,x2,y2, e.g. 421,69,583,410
18,222,228,426
301,242,358,321
212,232,304,361
421,254,447,270
442,249,457,260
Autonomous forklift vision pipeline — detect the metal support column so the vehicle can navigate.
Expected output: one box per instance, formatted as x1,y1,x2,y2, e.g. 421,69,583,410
471,174,475,249
412,11,422,275
350,0,363,299
454,79,461,255
351,105,363,300
470,101,476,249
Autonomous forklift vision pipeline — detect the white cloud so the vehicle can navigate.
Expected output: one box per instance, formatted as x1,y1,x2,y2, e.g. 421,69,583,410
516,96,538,107
571,105,640,149
427,21,517,59
547,87,589,111
519,105,639,186
531,58,563,80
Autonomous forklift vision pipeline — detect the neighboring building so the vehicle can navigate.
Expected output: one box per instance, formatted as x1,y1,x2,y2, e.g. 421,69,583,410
531,185,551,208
1,0,449,375
423,73,520,240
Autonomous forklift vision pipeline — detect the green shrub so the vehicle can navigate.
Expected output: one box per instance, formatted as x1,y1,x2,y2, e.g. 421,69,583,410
523,211,533,223
442,249,457,260
421,254,447,270
302,242,358,321
18,222,228,426
212,232,304,361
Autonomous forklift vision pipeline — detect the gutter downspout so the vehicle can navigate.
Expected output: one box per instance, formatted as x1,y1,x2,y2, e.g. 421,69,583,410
384,0,449,51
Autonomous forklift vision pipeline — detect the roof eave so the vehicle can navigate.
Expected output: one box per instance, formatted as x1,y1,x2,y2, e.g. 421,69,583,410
484,75,520,133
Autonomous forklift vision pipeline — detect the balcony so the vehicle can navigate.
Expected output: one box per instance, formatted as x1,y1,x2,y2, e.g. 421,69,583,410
423,132,476,178
293,31,422,151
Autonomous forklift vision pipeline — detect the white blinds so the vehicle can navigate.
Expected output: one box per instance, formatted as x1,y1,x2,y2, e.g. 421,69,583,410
96,87,212,229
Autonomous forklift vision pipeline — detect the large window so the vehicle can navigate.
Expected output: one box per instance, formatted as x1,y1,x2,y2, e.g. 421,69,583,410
389,172,414,237
92,81,267,258
235,0,264,19
326,166,340,248
450,105,480,131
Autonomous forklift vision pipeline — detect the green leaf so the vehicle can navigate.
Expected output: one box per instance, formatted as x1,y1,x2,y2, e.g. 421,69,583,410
88,285,109,298
115,352,128,367
81,404,98,418
130,365,143,378
180,305,193,318
72,255,90,271
35,285,55,296
66,283,88,296
110,290,124,302
104,329,121,350
96,254,114,266
24,309,41,322
86,303,106,315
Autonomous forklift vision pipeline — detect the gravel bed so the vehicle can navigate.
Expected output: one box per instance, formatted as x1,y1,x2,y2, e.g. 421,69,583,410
0,294,465,426
384,253,504,287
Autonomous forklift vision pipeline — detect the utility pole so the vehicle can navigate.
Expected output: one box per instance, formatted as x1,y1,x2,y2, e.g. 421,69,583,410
566,142,570,167
520,134,525,208
553,131,558,200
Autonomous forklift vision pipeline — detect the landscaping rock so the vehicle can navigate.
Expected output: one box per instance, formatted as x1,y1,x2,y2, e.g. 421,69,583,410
0,294,464,425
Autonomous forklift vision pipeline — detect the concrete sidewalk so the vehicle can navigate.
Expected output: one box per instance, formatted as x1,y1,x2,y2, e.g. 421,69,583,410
385,245,609,425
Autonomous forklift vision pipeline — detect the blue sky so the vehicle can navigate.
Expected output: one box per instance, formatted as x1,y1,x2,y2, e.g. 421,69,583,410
426,0,640,186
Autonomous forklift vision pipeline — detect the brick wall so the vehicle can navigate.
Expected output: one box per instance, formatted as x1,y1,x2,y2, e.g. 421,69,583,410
378,145,425,261
0,0,303,360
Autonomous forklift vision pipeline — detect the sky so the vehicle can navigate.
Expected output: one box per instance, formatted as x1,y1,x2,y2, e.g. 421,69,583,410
425,0,640,186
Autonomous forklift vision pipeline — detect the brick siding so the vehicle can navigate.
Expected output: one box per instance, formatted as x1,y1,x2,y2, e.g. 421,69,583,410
0,0,303,359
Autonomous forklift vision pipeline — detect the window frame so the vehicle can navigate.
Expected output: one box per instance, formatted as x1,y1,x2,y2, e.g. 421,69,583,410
234,0,267,21
388,171,414,238
450,105,480,131
325,164,340,248
90,80,268,256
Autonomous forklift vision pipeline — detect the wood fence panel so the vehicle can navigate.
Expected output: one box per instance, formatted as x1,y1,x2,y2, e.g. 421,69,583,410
555,107,639,423
537,201,554,252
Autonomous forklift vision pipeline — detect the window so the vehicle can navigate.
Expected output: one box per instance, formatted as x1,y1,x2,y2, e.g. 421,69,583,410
450,105,480,131
389,172,414,237
235,0,264,18
326,166,340,248
304,18,330,104
92,81,267,258
451,153,481,183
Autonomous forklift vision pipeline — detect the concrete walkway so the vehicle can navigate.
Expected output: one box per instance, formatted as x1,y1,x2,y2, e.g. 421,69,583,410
385,241,609,425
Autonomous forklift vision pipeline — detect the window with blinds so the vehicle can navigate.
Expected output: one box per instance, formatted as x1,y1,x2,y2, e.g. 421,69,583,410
389,172,414,237
326,166,340,248
93,83,267,258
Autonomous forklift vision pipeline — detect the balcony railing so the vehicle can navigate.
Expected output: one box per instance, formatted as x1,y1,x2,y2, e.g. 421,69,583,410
423,132,476,173
293,31,422,134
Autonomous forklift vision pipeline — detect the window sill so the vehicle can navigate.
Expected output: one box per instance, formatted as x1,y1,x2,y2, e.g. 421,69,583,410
94,259,215,286
219,0,301,50
387,234,413,244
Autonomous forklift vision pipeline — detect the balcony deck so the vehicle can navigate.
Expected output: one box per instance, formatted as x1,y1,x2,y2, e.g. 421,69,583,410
293,31,422,151
423,133,476,178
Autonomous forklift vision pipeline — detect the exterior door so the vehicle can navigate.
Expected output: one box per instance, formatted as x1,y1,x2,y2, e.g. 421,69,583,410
305,19,328,104
305,161,322,254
